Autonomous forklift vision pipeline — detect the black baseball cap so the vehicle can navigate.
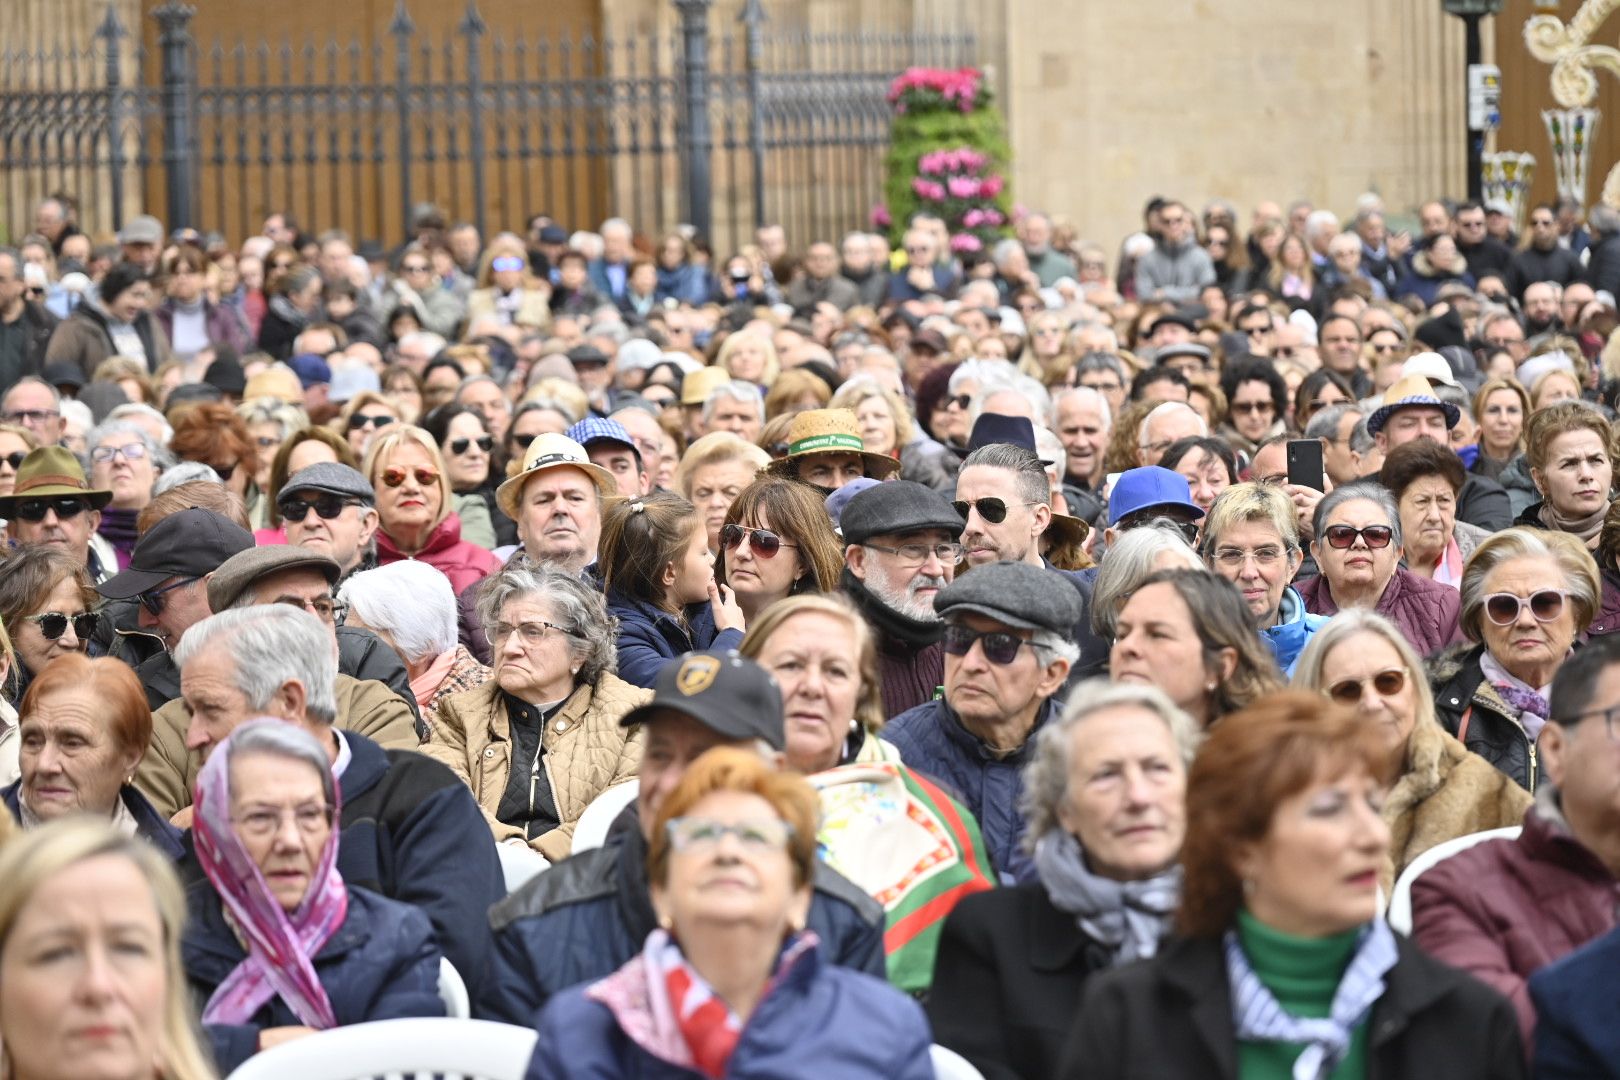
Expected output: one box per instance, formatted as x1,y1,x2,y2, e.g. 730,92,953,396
96,508,255,600
621,650,784,750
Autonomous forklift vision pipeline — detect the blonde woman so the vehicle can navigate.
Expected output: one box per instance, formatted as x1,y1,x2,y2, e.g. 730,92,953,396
715,329,781,388
361,425,499,593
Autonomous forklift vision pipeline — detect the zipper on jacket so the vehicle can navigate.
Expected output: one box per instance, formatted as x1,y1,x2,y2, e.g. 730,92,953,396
1527,739,1538,795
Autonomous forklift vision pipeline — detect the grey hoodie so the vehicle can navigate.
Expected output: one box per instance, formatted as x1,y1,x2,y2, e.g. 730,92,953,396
1134,236,1216,303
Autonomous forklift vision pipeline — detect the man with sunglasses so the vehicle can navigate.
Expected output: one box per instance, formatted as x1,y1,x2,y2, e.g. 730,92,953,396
884,562,1080,882
0,446,115,584
279,462,381,583
1367,373,1512,531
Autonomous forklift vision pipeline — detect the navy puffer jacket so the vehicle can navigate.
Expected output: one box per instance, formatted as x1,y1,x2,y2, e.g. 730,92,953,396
607,591,744,690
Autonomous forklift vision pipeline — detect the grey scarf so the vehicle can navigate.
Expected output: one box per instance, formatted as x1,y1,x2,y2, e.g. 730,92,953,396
1033,829,1180,966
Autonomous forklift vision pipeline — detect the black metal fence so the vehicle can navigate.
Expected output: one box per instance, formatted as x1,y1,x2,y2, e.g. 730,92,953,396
0,0,976,251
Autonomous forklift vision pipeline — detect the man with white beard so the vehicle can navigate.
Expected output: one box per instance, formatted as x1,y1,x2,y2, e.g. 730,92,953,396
838,481,966,718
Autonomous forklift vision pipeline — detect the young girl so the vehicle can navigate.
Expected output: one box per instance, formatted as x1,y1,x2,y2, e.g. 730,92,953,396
600,491,746,688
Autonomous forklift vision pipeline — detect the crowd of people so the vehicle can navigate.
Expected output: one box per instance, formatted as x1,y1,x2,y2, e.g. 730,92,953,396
4,187,1620,1078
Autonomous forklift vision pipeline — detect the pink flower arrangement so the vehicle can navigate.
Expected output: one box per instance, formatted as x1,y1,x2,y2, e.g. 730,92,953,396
949,233,984,253
887,67,989,115
870,203,893,229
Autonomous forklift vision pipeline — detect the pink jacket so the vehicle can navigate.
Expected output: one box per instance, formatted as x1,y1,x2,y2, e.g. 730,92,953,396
375,512,499,595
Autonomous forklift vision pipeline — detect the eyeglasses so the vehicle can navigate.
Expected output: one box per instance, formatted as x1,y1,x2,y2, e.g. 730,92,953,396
449,436,493,456
277,595,346,623
665,816,794,854
137,576,198,617
347,413,396,432
1230,400,1274,415
3,409,59,424
23,610,99,641
279,495,356,523
1326,668,1407,706
720,524,797,559
863,541,964,564
1211,545,1287,569
953,498,1034,525
233,802,334,839
381,465,439,488
0,451,23,471
12,497,89,522
1323,524,1394,549
1369,343,1400,355
211,462,238,483
1563,701,1620,741
1242,325,1273,337
1483,589,1569,627
484,619,580,648
942,623,1038,664
90,443,148,464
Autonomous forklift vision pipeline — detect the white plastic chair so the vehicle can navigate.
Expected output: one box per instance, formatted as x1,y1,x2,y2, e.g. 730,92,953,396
571,779,639,853
224,1017,537,1080
931,1043,987,1080
437,956,469,1019
496,840,550,895
1387,825,1521,935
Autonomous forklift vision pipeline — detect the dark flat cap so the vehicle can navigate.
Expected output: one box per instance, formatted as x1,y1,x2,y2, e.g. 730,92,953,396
280,462,375,505
840,480,964,544
934,561,1081,635
207,545,341,612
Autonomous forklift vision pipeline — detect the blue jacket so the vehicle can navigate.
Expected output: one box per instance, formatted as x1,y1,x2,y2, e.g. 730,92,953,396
1530,922,1620,1078
183,883,444,1073
882,696,1061,884
3,780,184,861
607,591,744,690
1260,586,1328,676
481,809,886,1024
526,937,933,1080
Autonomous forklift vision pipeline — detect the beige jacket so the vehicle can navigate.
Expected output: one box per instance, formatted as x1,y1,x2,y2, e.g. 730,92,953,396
135,673,423,820
424,673,648,861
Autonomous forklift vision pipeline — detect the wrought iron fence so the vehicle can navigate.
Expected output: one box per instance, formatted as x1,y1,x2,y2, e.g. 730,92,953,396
0,0,976,252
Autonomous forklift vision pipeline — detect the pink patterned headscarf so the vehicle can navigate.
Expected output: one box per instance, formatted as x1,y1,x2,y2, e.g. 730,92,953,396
192,718,349,1030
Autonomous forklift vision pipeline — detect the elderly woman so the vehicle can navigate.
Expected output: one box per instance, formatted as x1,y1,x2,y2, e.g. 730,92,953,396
1111,568,1282,728
0,546,98,705
829,376,918,474
1295,610,1531,893
169,401,266,526
740,594,996,993
0,820,216,1080
235,398,309,494
87,419,168,569
2,654,180,858
1160,436,1238,515
466,238,552,331
1089,523,1206,639
929,681,1196,1080
185,720,444,1072
338,560,490,738
716,476,845,625
1201,481,1328,673
361,424,498,593
1471,376,1529,483
1297,479,1462,656
674,431,771,554
1429,528,1600,792
1381,439,1489,590
425,567,648,861
527,747,933,1080
1515,400,1615,549
1058,692,1524,1079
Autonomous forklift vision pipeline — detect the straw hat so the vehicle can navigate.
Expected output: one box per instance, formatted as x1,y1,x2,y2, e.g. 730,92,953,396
495,433,618,520
1365,373,1460,436
762,408,900,481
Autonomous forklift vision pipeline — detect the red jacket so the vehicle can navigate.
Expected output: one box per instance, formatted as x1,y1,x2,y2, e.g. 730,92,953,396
376,512,499,595
1409,789,1620,1042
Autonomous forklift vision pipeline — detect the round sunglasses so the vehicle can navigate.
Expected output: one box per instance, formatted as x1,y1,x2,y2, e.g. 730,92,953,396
381,466,439,488
1326,668,1406,706
1323,524,1394,549
1484,590,1568,627
720,524,797,559
23,610,99,641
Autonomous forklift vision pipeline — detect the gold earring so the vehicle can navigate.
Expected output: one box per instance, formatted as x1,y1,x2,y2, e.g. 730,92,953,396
658,913,673,931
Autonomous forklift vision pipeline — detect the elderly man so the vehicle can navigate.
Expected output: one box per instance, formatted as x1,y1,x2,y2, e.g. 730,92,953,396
1052,386,1110,496
1321,231,1388,299
1367,374,1511,530
1019,211,1078,287
566,416,650,497
1412,638,1620,1042
1318,314,1372,397
455,374,513,444
164,604,502,999
1303,402,1368,486
278,462,380,581
838,481,966,717
1136,401,1206,467
482,650,886,1022
883,562,1080,882
889,228,956,303
840,230,889,308
699,380,765,443
117,214,163,273
1,376,64,445
608,405,665,492
587,217,635,303
787,241,860,314
0,447,116,583
764,408,900,494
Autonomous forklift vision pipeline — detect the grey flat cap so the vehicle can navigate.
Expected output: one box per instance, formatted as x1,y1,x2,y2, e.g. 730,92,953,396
280,462,375,505
840,480,964,545
933,561,1081,636
207,545,341,612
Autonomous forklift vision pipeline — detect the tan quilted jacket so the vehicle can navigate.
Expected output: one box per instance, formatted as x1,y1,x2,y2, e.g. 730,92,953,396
423,672,648,861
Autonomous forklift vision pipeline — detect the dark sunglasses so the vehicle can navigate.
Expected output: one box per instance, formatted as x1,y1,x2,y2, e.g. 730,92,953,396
137,576,198,617
382,465,439,488
942,624,1037,665
945,394,973,410
1230,400,1274,415
450,436,493,455
23,610,99,641
347,413,396,432
211,462,237,483
1484,590,1568,627
278,495,356,522
953,497,1031,525
1327,668,1407,706
1323,524,1394,549
0,451,26,471
13,497,90,522
720,524,797,559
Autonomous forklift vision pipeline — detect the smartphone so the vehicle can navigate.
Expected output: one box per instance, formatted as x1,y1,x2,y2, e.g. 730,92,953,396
1286,439,1325,492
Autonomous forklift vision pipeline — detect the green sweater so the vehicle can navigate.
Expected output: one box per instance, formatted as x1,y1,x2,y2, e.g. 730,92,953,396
1235,909,1370,1080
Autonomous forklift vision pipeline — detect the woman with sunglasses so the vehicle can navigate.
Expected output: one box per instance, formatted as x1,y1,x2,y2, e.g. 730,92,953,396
2,653,183,860
235,398,309,497
1515,401,1615,550
1430,528,1601,791
1298,481,1462,657
361,425,498,594
1294,610,1530,893
335,390,400,458
0,422,36,505
421,404,499,551
465,238,552,331
716,477,844,627
0,546,99,707
169,401,267,527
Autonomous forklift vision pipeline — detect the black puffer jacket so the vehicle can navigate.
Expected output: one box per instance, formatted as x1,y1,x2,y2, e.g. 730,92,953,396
1428,642,1541,793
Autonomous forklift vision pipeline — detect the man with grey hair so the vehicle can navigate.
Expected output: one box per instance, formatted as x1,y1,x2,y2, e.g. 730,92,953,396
1134,201,1214,303
1137,401,1207,467
455,374,513,444
1018,210,1078,287
1303,401,1367,485
884,561,1082,881
394,329,446,376
165,603,502,999
1053,386,1110,494
839,230,889,308
700,380,765,443
587,217,634,303
1,376,63,445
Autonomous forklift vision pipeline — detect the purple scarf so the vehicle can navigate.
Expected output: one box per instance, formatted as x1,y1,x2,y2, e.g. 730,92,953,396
193,718,348,1030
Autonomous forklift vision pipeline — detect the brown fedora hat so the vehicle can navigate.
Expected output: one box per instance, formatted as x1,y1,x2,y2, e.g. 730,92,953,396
0,446,113,516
